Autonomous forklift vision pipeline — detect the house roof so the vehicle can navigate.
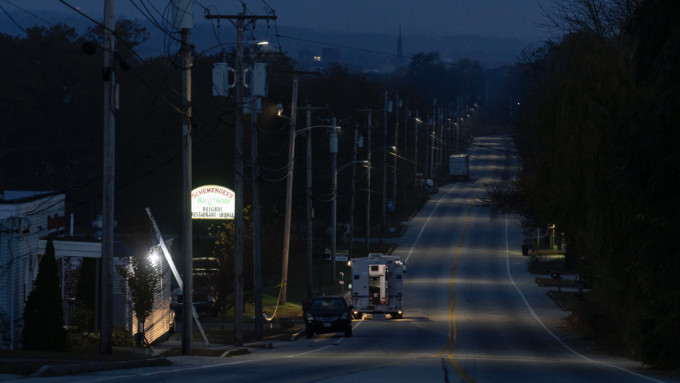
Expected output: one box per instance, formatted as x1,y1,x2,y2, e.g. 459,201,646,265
1,190,59,203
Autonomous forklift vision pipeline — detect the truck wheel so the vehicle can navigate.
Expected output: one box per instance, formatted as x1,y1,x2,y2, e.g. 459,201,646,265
344,326,353,337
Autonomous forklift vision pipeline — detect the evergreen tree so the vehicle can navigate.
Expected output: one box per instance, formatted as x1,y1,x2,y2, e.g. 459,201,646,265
22,238,67,351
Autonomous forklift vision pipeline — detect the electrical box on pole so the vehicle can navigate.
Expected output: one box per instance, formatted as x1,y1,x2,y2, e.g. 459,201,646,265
212,62,234,97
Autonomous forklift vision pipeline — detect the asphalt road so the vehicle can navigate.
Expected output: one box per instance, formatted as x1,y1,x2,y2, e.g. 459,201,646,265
20,136,676,382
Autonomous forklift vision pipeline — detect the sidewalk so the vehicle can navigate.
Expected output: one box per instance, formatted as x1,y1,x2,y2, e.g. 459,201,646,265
0,319,305,380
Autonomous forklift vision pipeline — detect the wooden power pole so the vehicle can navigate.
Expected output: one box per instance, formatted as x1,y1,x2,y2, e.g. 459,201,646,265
205,7,276,347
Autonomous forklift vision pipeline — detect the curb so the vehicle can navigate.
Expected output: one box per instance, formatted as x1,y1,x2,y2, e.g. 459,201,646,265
220,348,250,357
33,357,172,377
290,328,306,341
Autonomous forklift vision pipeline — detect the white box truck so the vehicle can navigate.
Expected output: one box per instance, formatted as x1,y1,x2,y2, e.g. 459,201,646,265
351,253,405,319
449,153,470,180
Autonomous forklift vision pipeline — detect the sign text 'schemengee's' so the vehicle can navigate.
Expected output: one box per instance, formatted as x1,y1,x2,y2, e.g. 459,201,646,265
191,185,235,219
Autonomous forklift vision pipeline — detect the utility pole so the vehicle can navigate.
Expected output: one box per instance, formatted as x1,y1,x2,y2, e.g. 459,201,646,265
382,91,388,238
299,104,326,300
205,8,276,347
250,98,262,340
305,105,313,300
366,114,372,252
457,97,461,153
402,104,409,185
393,94,399,213
438,107,444,179
330,116,338,283
279,71,317,304
180,25,194,354
358,109,379,251
430,99,436,180
100,0,115,356
246,51,267,342
348,123,358,262
233,16,245,348
170,0,194,355
281,72,298,305
414,110,419,184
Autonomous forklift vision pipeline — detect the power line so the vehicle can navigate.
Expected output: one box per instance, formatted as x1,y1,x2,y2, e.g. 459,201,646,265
0,0,53,31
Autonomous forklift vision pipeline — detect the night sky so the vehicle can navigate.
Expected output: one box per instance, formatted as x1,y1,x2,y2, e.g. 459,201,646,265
9,0,551,41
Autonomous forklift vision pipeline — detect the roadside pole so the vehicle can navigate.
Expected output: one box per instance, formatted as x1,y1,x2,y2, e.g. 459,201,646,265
100,0,115,355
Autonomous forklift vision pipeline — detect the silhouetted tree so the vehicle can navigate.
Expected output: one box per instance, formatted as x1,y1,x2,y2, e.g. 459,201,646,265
22,238,67,351
116,252,161,346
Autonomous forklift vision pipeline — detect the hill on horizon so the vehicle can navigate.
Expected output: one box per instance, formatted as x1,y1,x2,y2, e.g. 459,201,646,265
1,10,530,70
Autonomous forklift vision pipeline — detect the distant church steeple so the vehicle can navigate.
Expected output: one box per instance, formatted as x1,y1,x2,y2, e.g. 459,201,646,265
397,26,404,60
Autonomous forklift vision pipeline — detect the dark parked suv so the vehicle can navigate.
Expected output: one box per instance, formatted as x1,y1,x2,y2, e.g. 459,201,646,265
304,296,353,338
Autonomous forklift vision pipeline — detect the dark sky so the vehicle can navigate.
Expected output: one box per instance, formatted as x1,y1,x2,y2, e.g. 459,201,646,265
264,0,550,41
2,0,553,66
9,0,551,41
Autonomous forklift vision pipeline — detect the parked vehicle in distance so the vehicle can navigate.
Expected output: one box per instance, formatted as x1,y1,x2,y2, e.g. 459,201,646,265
449,153,470,180
415,173,438,193
303,296,353,338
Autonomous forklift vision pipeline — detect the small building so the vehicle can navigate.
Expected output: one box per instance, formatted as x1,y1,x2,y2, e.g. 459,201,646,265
0,191,66,349
1,189,173,349
41,235,174,346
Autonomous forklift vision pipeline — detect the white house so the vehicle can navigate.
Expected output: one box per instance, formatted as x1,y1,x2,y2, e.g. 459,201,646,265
0,191,66,349
1,190,173,349
40,235,174,346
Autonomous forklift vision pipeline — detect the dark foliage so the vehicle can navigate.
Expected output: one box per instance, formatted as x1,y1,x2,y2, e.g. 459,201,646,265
22,239,67,351
73,257,98,331
511,0,680,369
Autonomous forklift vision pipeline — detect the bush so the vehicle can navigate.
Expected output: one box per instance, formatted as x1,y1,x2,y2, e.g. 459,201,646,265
66,332,98,353
112,326,135,347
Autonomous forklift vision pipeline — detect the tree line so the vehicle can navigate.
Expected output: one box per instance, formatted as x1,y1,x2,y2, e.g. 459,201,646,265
506,0,679,369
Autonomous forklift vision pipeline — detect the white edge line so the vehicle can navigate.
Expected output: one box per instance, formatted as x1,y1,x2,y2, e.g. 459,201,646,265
504,214,667,383
405,186,452,263
405,143,480,263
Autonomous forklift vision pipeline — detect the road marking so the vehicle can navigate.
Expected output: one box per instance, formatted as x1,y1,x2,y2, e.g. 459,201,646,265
88,323,367,381
503,214,668,383
405,143,480,264
434,196,477,383
405,187,453,263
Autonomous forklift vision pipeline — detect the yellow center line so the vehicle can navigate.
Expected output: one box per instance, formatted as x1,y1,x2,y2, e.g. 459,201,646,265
434,193,477,383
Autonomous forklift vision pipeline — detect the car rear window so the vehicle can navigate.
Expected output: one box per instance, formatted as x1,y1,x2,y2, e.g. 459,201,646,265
310,298,345,310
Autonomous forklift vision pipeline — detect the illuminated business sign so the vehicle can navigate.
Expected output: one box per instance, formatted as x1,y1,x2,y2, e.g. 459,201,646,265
191,185,235,219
